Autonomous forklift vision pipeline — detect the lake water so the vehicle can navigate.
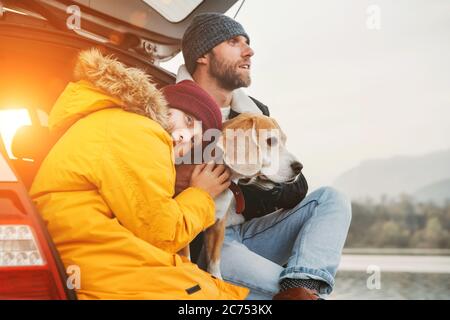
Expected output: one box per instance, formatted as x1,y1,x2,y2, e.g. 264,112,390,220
329,255,450,300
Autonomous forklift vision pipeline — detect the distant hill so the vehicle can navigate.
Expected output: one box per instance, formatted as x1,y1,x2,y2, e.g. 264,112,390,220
333,149,450,201
413,179,450,205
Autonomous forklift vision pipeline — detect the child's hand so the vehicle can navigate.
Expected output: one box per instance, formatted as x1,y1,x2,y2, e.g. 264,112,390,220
190,163,231,199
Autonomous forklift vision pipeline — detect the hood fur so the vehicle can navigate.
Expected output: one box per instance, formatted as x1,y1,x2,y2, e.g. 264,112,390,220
74,48,169,129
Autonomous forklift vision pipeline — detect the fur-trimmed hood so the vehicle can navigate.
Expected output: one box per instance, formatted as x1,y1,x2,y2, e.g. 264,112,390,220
49,48,169,133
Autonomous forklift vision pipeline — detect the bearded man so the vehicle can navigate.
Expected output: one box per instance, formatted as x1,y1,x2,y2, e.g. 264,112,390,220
175,13,352,300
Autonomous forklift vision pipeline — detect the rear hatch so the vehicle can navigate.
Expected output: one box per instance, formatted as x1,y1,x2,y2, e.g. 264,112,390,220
4,0,240,64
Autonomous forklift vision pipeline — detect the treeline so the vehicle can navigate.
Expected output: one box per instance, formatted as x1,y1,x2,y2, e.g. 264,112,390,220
345,195,450,248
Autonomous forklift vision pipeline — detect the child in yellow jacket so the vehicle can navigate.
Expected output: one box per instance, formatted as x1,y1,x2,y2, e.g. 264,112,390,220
30,48,249,300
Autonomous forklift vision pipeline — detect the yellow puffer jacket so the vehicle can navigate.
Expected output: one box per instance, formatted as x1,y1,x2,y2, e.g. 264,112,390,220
30,49,249,300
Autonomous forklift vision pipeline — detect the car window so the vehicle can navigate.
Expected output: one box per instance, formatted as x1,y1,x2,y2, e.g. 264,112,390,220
0,154,17,182
0,109,32,159
141,0,204,23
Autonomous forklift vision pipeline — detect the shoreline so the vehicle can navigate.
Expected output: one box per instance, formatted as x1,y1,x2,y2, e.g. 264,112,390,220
343,248,450,256
338,254,450,273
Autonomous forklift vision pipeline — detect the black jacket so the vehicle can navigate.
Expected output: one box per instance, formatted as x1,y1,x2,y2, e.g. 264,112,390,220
229,97,309,220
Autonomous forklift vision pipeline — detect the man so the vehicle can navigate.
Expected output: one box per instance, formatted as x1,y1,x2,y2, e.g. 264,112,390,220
177,13,352,300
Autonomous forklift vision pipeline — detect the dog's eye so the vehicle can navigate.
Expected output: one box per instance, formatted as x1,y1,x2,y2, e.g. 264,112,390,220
266,137,278,147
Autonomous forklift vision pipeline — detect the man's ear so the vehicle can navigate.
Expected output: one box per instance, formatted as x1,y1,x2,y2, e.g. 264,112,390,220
196,54,208,66
221,120,263,177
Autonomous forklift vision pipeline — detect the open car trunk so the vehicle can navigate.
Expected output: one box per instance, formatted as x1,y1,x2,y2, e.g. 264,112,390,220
3,0,239,64
0,0,241,299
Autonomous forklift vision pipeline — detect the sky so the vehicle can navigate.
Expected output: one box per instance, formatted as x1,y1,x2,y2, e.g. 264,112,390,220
162,0,450,190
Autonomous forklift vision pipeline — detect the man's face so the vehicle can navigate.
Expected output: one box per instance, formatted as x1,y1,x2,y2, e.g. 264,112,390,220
207,35,254,91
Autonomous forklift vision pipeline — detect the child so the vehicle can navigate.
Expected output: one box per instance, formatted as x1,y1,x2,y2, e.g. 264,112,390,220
30,48,248,300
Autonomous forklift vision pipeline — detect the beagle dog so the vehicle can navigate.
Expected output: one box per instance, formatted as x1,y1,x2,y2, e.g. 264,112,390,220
203,113,303,279
177,113,303,279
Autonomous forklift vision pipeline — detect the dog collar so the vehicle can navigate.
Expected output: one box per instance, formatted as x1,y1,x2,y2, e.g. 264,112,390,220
229,182,245,215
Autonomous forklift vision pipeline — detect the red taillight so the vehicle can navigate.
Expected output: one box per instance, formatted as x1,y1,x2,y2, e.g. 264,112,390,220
1,162,72,299
0,224,46,267
0,268,60,299
0,222,58,299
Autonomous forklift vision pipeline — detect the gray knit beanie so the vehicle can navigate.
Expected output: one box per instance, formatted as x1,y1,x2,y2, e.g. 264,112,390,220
182,13,250,75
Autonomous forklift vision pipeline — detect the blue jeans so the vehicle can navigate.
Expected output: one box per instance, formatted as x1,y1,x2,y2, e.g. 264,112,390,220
198,186,352,300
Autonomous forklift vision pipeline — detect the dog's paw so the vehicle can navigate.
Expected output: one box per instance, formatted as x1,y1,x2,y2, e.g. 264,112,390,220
207,260,223,280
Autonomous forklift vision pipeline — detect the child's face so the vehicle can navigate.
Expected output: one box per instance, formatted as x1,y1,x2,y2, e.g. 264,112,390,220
167,108,203,158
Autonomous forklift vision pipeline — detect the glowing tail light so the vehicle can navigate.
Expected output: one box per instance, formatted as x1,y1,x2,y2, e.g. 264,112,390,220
0,108,32,159
0,152,75,299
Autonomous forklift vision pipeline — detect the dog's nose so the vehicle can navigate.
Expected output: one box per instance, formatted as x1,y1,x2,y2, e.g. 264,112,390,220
291,161,303,175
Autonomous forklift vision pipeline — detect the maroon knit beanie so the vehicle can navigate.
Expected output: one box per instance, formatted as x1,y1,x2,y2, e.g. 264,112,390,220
162,80,222,132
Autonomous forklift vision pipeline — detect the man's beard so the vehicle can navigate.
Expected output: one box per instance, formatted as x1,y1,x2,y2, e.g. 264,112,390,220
208,52,251,91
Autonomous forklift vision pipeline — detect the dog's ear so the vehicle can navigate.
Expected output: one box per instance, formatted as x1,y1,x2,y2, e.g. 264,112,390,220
219,117,263,177
254,116,287,144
